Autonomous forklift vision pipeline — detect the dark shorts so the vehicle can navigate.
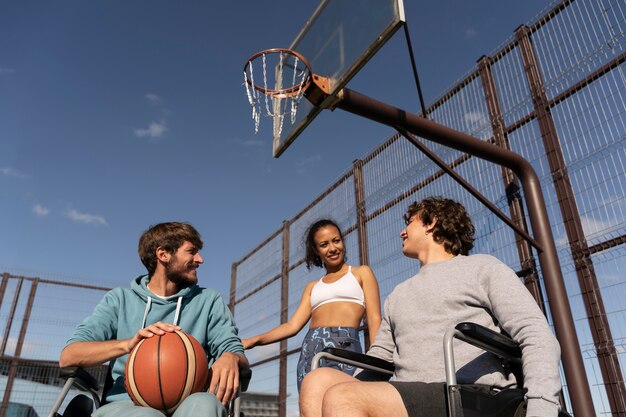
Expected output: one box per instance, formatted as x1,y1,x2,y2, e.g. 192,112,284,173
389,381,448,417
388,382,497,417
297,326,362,392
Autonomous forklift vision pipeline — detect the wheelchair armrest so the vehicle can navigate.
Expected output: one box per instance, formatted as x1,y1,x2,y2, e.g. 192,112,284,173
239,367,252,392
312,347,395,375
454,322,522,361
59,366,101,392
444,322,524,388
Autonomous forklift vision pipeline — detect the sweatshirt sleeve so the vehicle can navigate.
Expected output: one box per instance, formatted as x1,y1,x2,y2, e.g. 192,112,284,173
483,258,562,416
66,289,120,345
205,294,244,362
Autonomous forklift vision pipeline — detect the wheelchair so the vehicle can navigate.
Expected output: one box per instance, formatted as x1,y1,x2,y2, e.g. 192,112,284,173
312,322,570,417
47,364,251,417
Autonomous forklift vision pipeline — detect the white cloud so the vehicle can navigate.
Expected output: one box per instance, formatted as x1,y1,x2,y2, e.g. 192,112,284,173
552,215,619,247
33,204,49,217
580,215,619,236
241,138,265,147
0,167,28,178
145,93,162,105
4,337,36,355
135,121,167,138
464,111,487,125
296,155,322,175
465,28,478,38
66,208,107,225
0,67,15,75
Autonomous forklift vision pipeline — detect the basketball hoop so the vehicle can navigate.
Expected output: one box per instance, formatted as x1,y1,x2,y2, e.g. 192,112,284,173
243,48,312,136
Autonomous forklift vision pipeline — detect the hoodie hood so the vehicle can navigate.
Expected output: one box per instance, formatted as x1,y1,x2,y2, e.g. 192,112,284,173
131,274,201,302
131,274,202,327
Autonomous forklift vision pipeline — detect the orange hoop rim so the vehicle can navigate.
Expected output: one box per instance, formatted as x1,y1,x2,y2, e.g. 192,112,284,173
243,48,313,98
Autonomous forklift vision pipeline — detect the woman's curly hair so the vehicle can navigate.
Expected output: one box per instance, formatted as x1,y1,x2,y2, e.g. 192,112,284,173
303,219,345,270
404,197,475,255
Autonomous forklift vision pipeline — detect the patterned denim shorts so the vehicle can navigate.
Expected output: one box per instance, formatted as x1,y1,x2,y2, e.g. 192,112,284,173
296,326,362,392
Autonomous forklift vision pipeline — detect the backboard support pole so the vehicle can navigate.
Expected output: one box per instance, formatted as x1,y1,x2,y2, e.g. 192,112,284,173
326,86,596,417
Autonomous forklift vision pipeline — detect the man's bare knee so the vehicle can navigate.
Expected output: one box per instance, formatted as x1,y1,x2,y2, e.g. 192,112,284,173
300,368,354,417
322,381,408,417
324,381,358,407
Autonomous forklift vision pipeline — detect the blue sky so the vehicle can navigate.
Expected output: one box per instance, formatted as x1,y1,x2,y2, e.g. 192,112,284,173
1,0,553,299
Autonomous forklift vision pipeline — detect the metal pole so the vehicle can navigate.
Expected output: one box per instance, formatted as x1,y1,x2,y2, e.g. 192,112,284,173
229,263,237,314
352,159,369,266
0,273,9,311
332,86,596,417
0,278,22,356
279,221,290,417
352,158,372,349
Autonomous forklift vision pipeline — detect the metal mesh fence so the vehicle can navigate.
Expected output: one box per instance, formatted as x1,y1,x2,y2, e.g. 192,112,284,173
0,274,110,417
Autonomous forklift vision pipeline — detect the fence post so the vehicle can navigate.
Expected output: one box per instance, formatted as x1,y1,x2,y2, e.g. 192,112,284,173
0,273,9,311
0,278,22,356
229,263,237,314
278,221,290,417
352,159,373,349
477,55,545,309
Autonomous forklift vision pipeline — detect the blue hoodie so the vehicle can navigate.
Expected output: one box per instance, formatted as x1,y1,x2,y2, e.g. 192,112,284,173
67,275,244,402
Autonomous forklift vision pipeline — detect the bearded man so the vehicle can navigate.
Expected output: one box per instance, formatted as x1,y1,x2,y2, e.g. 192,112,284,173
61,222,247,417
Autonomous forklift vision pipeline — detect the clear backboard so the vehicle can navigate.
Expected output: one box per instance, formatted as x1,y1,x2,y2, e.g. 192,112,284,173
271,0,405,157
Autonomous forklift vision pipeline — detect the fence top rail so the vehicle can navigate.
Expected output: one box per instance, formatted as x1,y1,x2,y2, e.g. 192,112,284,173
2,273,112,292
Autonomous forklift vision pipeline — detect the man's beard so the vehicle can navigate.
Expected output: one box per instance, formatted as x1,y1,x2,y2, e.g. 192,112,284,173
165,258,197,288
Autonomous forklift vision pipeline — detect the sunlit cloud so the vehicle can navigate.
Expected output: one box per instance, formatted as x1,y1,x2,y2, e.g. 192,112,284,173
0,67,15,75
464,111,487,125
551,214,620,247
66,208,107,225
145,93,162,105
4,337,36,355
580,215,619,236
0,167,28,178
135,121,167,138
600,273,623,284
295,155,322,175
465,28,478,38
33,204,50,217
554,231,568,247
240,138,265,147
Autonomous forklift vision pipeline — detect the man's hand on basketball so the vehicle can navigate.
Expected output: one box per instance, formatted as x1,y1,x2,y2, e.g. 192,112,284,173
209,352,241,405
126,322,181,353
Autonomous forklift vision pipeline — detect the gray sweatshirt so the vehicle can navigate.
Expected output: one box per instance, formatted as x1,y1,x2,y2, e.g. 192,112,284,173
367,254,561,416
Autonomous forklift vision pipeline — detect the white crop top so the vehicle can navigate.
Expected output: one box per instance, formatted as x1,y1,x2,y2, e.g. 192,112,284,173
310,266,365,310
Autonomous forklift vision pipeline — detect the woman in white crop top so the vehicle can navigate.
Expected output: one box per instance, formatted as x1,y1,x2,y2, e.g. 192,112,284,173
242,219,381,391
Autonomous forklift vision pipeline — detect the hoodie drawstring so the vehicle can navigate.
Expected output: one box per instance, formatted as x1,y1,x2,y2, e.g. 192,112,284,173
173,296,182,326
142,296,152,328
141,295,183,328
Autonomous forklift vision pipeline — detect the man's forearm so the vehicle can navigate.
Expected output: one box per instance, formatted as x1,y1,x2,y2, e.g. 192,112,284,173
60,339,129,368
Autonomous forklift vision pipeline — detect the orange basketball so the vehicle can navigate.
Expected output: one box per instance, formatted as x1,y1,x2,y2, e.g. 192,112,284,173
124,330,210,414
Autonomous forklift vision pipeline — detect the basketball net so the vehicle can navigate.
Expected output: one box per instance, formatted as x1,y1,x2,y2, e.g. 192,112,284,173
243,49,311,137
